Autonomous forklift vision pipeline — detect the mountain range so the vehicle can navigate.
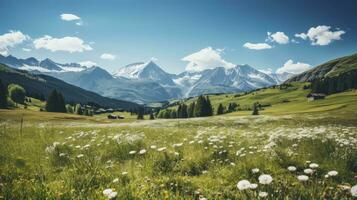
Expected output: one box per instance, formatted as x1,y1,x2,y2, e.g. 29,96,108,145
0,63,138,109
0,54,293,104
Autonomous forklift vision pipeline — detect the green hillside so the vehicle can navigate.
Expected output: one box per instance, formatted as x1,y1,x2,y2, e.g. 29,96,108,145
287,53,357,82
166,82,357,117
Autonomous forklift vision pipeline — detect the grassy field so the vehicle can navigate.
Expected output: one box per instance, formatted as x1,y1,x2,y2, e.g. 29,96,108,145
1,87,357,199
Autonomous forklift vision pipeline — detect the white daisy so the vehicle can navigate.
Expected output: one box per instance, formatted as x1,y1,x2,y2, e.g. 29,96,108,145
258,174,273,185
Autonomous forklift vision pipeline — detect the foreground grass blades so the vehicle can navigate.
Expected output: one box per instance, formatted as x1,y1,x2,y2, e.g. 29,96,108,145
1,113,357,199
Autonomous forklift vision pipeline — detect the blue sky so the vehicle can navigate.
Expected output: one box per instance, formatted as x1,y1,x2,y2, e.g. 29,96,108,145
0,0,356,74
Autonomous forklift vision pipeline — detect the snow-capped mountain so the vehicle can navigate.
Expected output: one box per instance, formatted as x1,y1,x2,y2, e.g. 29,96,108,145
114,61,176,86
0,54,87,72
0,54,293,103
173,64,278,97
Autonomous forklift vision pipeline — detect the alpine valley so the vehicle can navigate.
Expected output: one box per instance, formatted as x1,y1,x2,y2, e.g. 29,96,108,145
0,54,293,104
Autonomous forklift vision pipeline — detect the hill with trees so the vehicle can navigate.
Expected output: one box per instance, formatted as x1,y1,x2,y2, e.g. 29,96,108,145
286,53,357,94
0,64,139,110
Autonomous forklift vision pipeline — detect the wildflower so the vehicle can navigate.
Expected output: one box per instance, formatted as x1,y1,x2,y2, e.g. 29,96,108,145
237,180,251,190
103,188,113,196
129,150,136,155
250,183,258,189
258,191,268,198
304,168,314,175
351,185,357,197
157,147,167,152
59,153,66,157
112,178,119,183
297,175,309,182
150,145,157,149
287,166,297,172
108,191,117,199
258,174,273,185
327,170,338,176
309,163,319,169
121,172,128,175
77,154,84,158
139,149,147,155
252,168,260,174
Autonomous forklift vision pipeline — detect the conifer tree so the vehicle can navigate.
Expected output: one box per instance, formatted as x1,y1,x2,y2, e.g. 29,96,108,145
170,110,177,118
0,79,7,108
45,89,58,112
188,102,195,118
149,112,155,120
252,102,259,115
181,103,188,118
194,95,205,117
205,96,213,116
217,103,225,115
177,104,182,118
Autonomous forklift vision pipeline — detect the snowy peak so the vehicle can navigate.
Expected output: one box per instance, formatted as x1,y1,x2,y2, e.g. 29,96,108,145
0,54,87,72
113,61,176,86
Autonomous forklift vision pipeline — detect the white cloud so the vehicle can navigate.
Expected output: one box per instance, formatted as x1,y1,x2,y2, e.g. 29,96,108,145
60,13,81,21
182,47,235,72
22,48,31,52
100,53,116,60
33,35,92,53
267,31,289,44
276,59,311,74
0,30,29,55
243,42,272,50
60,13,82,26
295,25,345,46
79,61,97,67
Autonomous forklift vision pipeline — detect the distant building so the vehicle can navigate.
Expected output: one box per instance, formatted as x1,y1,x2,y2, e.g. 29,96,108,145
307,93,326,101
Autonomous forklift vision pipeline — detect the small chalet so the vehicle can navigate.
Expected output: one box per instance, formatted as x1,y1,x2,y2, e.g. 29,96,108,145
307,93,326,101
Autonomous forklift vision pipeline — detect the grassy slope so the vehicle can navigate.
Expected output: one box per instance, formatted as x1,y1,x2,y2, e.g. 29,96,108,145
167,82,357,117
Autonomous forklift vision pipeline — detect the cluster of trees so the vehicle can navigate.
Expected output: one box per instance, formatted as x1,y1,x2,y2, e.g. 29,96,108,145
45,90,66,113
311,70,357,95
216,102,239,115
45,89,93,116
0,79,27,108
66,104,94,116
157,95,216,119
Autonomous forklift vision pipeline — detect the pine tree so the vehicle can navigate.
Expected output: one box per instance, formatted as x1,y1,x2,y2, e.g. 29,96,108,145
252,102,259,115
181,103,188,118
170,110,177,118
149,112,155,120
45,90,66,113
137,107,144,120
194,95,205,117
205,96,213,116
0,79,7,108
45,89,58,112
188,102,195,118
56,92,67,113
177,104,182,118
217,103,225,115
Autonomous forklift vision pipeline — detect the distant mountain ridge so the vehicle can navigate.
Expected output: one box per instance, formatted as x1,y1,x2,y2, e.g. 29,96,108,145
0,64,139,109
0,54,293,103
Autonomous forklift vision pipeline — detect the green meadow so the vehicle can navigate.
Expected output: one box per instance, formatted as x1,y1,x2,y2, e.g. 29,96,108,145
1,84,357,199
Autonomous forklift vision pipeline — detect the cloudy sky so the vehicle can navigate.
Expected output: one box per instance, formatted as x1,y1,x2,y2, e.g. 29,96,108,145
0,0,356,74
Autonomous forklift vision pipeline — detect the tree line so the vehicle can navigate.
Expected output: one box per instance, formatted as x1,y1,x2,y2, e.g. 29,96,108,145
311,70,357,95
157,95,239,119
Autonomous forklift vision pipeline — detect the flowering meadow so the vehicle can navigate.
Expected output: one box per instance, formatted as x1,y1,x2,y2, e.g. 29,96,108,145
1,114,357,199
